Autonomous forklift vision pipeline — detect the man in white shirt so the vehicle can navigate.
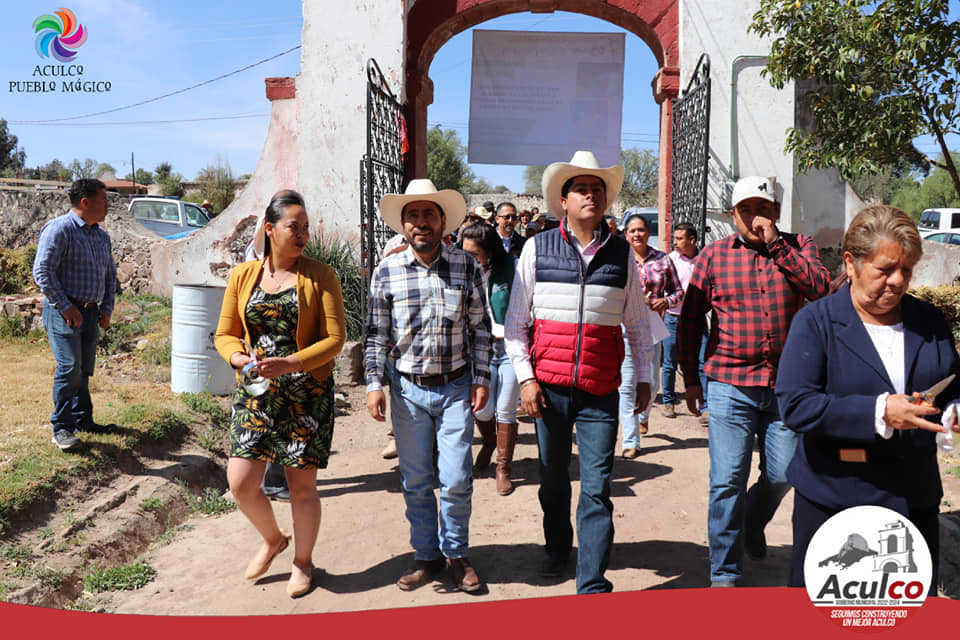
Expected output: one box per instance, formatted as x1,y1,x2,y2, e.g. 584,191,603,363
504,150,653,594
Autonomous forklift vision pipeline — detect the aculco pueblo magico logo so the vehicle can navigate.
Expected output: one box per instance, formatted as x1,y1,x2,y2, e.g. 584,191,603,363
33,8,87,62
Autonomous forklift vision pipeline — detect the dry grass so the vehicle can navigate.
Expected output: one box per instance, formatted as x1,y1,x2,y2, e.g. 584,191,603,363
0,297,188,534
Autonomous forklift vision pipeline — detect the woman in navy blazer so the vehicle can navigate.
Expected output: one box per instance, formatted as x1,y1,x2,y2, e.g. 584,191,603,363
776,205,960,589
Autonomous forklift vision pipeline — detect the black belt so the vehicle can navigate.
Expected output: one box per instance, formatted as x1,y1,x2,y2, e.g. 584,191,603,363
398,366,468,387
67,296,98,309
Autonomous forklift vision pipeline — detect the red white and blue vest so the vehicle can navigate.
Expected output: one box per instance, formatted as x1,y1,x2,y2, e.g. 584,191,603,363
530,223,632,396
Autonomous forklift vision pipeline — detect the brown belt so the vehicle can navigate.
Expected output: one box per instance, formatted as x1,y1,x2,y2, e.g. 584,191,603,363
67,296,98,309
398,366,468,388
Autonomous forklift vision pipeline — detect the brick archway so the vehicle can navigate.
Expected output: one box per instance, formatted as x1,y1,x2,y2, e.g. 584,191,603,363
404,0,680,226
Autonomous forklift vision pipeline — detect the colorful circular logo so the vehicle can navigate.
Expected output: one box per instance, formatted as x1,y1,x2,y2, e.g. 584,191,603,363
33,8,87,62
804,505,932,631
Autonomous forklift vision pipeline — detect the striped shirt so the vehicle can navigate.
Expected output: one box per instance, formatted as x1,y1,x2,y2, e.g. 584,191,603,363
638,247,683,313
364,243,492,392
33,210,116,316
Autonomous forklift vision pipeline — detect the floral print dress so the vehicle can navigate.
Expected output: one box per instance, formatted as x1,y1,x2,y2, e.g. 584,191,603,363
229,285,334,469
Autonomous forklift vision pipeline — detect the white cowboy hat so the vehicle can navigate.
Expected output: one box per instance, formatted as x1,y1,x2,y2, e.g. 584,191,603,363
541,150,624,217
472,205,493,221
379,179,466,235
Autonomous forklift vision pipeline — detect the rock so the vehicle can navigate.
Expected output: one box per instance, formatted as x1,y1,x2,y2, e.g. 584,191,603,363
333,341,363,385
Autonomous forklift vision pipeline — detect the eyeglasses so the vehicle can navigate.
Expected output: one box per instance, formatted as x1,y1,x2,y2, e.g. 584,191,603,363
499,215,518,221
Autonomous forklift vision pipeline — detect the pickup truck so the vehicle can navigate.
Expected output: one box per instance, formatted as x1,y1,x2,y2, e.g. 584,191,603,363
129,197,211,239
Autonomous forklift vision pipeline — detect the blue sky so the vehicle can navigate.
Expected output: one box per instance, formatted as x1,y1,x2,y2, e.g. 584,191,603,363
1,2,956,192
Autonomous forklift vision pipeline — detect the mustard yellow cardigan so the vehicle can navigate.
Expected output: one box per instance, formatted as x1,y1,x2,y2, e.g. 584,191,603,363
215,256,346,384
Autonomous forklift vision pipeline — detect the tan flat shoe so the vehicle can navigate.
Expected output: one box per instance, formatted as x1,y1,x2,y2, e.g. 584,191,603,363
287,563,313,598
245,529,292,580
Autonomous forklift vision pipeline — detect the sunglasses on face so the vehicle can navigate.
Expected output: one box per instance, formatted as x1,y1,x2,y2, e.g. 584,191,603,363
499,215,517,221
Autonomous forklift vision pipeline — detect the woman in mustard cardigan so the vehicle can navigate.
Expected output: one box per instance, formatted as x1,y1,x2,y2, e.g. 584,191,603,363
215,190,346,598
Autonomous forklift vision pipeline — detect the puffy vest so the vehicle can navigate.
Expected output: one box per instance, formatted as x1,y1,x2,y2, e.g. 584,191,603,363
530,223,631,396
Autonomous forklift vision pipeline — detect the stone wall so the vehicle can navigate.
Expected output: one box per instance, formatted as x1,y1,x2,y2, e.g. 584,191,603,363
0,190,159,295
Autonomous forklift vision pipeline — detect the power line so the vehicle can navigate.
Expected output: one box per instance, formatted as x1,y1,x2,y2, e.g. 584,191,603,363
9,45,301,125
11,113,269,127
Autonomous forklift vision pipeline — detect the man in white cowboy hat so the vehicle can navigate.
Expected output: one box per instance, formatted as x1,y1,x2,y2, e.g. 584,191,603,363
676,175,829,586
364,178,492,593
504,150,654,593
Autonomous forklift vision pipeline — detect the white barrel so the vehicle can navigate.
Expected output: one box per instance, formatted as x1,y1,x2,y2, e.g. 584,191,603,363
171,284,235,395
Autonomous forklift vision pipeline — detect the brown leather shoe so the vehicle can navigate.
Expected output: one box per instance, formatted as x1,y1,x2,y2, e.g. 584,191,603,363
638,421,649,435
447,556,483,592
661,404,676,419
396,558,445,591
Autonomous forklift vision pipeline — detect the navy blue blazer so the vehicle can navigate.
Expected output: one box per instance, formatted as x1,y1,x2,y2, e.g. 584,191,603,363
775,285,959,514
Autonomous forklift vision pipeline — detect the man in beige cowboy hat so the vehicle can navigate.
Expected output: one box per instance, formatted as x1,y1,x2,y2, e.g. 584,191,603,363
364,178,492,593
504,150,654,593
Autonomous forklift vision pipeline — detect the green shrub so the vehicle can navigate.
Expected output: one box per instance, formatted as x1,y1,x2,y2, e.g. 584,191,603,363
179,391,228,429
0,246,37,295
304,232,364,341
910,285,960,340
187,487,236,516
138,497,162,511
84,561,156,592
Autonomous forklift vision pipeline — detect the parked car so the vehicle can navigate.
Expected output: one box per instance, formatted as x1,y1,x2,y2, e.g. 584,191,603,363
620,206,659,248
128,197,211,239
918,208,960,237
921,232,960,246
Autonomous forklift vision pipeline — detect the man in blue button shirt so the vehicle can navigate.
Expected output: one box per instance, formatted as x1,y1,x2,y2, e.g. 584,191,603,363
33,179,116,451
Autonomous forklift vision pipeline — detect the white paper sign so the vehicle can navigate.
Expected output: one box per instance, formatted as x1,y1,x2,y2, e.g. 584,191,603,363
468,30,625,167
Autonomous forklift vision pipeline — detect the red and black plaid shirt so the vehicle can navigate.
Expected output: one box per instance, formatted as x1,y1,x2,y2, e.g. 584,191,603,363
677,233,829,388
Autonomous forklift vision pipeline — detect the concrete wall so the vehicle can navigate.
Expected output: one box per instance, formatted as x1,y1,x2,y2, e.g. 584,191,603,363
296,1,406,241
680,0,851,245
914,239,960,288
149,85,300,297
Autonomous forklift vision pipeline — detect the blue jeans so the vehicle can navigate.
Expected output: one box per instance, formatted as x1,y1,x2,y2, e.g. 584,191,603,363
474,340,519,423
389,369,474,560
43,301,101,433
661,312,708,407
536,383,619,593
619,339,660,449
706,380,799,583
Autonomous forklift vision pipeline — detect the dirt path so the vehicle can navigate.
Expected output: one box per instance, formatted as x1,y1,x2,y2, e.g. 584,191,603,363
90,386,796,614
11,383,960,614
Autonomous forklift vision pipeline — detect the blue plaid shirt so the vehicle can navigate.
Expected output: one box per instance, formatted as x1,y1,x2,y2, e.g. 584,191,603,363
364,243,492,392
33,211,116,316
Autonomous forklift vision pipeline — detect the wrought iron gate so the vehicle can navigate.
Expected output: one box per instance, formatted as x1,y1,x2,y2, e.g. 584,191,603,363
670,54,711,247
360,59,405,319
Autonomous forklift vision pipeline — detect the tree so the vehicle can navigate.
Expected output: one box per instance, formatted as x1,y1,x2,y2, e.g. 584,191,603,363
24,159,70,181
195,155,236,213
523,166,546,194
426,126,473,192
154,161,183,197
68,158,115,180
751,0,960,199
123,169,155,185
425,126,494,194
618,147,658,207
0,119,26,177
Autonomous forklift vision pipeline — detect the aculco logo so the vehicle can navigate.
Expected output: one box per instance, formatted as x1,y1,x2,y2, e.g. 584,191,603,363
33,8,87,62
804,505,931,630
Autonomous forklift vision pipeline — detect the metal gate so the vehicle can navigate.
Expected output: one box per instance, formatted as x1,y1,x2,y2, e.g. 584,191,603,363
360,59,405,319
670,54,711,247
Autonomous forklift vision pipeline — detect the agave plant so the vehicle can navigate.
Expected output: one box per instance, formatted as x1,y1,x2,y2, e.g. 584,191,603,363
304,232,365,341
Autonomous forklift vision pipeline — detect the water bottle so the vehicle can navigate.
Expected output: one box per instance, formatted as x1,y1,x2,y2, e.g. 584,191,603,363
937,430,955,454
241,361,269,397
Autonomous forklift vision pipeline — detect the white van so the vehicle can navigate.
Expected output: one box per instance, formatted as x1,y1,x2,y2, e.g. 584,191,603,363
918,208,960,237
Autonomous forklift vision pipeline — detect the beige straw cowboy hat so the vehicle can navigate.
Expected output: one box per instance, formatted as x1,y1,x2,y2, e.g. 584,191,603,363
379,179,466,235
541,150,624,217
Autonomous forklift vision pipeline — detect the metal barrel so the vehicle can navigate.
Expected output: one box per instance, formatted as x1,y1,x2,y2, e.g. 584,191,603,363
170,284,234,395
